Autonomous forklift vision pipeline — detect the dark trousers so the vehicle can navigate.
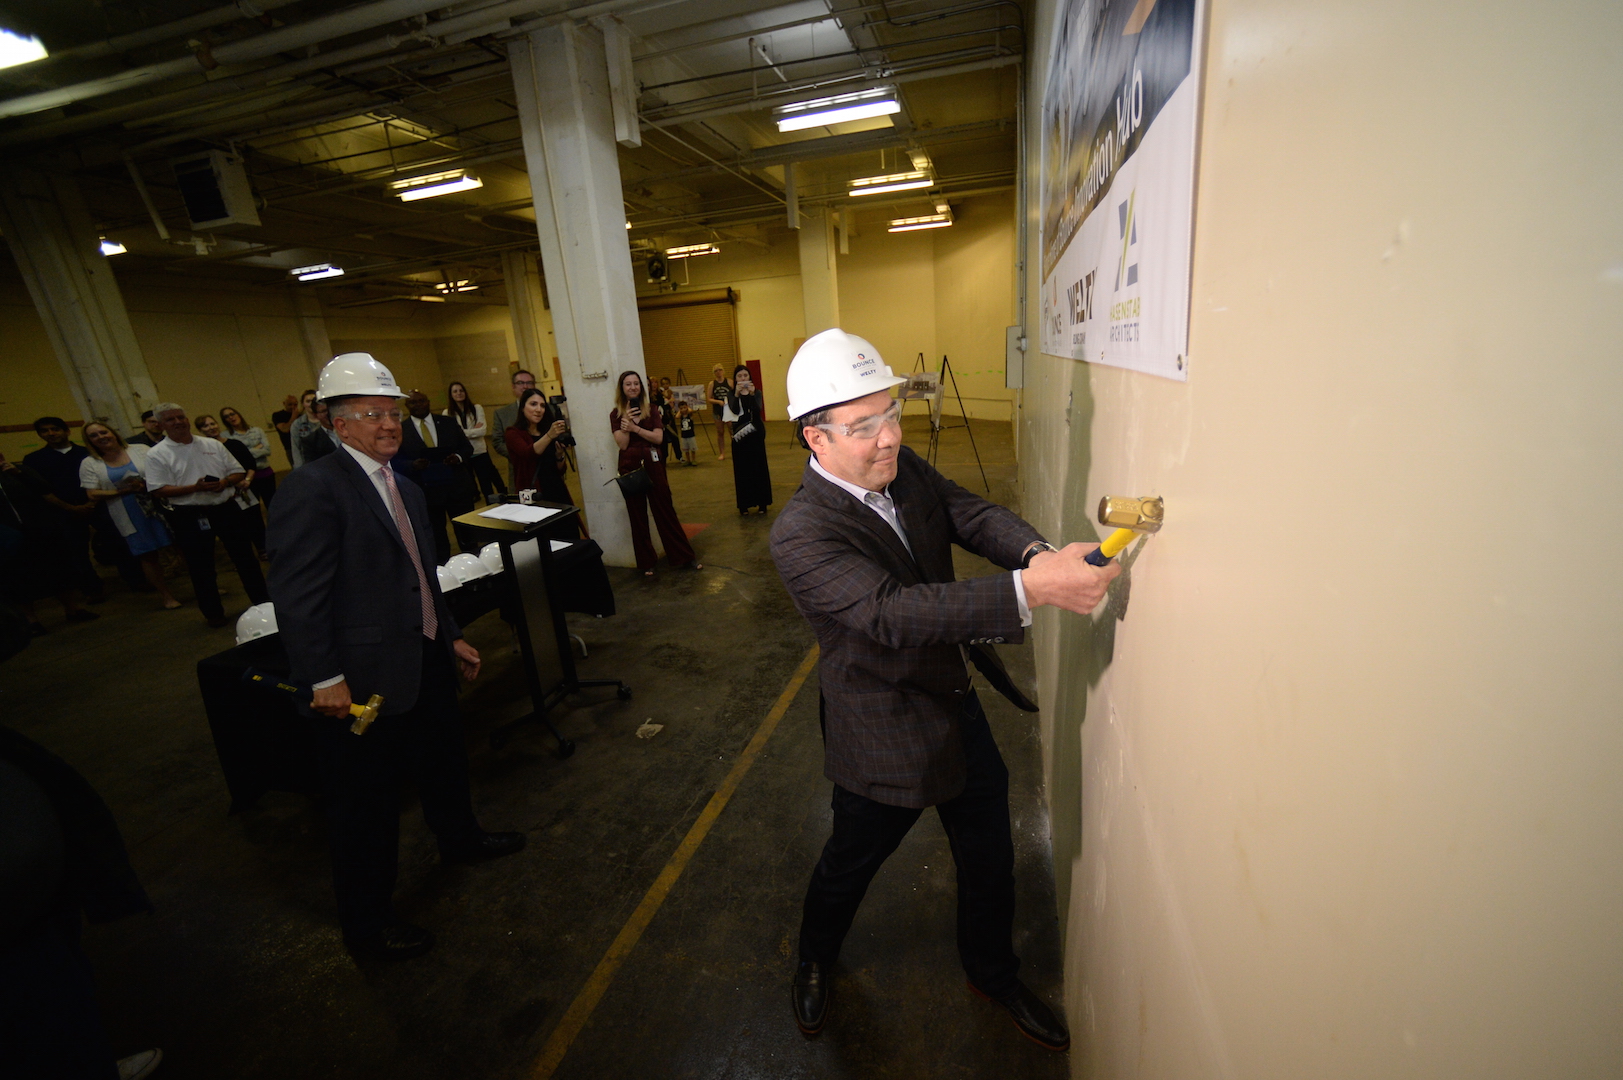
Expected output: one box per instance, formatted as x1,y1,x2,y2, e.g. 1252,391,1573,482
422,484,475,565
250,469,277,509
62,518,105,599
169,503,269,620
799,692,1021,996
469,453,507,501
0,911,118,1080
315,637,480,939
619,460,695,571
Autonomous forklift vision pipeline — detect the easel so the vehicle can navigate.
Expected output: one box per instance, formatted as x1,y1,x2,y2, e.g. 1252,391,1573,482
901,352,989,493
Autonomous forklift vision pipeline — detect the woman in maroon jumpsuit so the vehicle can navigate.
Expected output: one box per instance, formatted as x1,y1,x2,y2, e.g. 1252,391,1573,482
611,371,700,576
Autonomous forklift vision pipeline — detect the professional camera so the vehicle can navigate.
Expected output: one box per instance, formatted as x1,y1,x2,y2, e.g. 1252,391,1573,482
549,394,576,447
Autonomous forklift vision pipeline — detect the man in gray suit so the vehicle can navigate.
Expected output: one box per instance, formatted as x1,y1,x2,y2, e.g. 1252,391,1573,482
267,353,524,962
488,368,535,488
771,330,1119,1048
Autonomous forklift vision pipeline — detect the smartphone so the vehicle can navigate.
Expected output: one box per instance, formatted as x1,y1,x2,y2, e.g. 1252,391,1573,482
200,475,219,483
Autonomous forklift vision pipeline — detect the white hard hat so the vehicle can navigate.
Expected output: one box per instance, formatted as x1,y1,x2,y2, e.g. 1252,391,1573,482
435,564,461,592
445,552,489,584
478,543,505,576
784,328,906,420
235,602,278,645
317,352,408,401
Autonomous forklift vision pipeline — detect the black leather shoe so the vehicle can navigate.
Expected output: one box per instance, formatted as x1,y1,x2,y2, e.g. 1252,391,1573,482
969,980,1070,1051
440,830,527,864
345,923,435,961
792,961,830,1037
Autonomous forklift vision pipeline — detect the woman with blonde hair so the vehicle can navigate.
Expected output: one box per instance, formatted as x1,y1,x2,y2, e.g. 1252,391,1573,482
79,421,181,609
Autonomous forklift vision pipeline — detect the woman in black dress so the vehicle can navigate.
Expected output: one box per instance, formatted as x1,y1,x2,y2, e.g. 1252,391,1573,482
728,365,772,515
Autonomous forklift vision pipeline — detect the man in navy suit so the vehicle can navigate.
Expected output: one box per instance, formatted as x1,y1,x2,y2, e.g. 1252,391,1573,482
266,354,523,962
395,389,476,564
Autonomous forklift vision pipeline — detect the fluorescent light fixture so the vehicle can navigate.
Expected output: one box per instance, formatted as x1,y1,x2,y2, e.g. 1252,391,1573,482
388,170,483,202
414,295,447,303
99,238,127,256
0,29,47,71
434,279,478,294
625,221,633,230
848,170,933,197
774,88,899,133
665,243,719,260
887,213,953,232
291,263,344,281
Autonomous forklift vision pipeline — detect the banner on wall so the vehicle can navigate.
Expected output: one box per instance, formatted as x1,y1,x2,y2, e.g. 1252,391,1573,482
1040,0,1203,381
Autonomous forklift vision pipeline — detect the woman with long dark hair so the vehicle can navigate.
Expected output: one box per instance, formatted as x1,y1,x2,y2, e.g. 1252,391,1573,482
611,371,699,577
727,365,772,514
444,380,507,503
506,388,574,508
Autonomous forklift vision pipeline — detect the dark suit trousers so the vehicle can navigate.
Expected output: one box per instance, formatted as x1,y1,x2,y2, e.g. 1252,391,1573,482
799,692,1021,996
421,483,475,566
168,504,270,620
315,636,480,938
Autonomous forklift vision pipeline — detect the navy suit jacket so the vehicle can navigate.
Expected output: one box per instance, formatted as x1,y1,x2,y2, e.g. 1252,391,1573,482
393,413,473,494
266,447,461,716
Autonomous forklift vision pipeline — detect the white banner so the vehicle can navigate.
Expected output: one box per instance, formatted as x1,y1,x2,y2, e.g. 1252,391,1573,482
1040,0,1204,381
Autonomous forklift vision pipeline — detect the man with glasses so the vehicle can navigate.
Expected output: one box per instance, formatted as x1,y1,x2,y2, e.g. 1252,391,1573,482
771,329,1121,1049
489,369,536,489
266,353,524,961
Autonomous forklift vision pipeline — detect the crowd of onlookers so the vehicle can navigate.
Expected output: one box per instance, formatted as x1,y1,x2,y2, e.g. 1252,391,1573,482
0,364,782,634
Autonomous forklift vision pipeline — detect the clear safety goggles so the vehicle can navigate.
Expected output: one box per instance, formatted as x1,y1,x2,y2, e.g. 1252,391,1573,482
817,400,901,440
347,408,405,424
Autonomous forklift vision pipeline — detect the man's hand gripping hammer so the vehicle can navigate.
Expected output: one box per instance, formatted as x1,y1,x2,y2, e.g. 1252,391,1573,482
1084,496,1164,566
243,669,385,734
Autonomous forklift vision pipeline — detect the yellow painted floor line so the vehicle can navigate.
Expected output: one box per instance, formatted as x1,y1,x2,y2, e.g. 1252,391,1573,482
528,644,820,1080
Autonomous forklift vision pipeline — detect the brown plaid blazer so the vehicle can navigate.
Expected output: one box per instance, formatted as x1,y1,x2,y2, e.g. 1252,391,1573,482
770,446,1045,808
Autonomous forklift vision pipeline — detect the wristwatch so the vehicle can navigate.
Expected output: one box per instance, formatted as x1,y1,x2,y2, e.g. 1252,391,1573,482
1021,541,1058,569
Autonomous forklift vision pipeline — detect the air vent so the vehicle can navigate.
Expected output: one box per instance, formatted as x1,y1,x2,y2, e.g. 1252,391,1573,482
170,150,260,230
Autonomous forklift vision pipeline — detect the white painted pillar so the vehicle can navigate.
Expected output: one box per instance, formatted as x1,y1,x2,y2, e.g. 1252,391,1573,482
509,21,646,567
501,249,557,394
0,164,156,432
798,207,840,337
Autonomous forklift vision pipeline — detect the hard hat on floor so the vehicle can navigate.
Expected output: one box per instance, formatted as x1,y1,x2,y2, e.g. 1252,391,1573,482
785,328,906,420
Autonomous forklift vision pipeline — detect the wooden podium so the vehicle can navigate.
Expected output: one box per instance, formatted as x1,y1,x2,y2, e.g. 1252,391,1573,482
452,503,630,756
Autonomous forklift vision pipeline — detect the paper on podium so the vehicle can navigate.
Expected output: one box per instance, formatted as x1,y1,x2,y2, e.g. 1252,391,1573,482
478,503,564,524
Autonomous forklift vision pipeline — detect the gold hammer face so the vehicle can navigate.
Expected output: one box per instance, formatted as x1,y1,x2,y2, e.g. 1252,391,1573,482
348,693,385,735
1098,495,1164,533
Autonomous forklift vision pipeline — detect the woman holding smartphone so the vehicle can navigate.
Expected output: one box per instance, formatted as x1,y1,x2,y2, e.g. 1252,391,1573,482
611,371,698,577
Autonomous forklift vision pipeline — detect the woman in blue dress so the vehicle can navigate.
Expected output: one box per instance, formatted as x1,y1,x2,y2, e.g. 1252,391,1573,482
80,422,181,609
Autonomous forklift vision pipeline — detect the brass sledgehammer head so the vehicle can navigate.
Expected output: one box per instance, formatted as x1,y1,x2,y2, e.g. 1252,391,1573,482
349,693,385,735
1097,495,1165,533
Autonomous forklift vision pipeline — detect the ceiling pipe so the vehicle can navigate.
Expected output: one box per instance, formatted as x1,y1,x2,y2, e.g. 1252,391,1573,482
0,0,470,121
1,0,306,72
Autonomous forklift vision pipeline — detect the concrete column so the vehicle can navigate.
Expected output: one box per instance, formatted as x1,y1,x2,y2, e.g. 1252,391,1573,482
500,249,556,394
798,208,840,337
510,22,645,567
0,164,156,432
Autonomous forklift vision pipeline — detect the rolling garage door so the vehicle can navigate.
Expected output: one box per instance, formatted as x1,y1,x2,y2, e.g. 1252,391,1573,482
636,287,739,388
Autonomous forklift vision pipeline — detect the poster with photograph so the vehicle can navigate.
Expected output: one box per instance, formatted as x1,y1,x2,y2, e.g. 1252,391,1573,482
671,385,707,409
1039,0,1204,381
899,371,941,401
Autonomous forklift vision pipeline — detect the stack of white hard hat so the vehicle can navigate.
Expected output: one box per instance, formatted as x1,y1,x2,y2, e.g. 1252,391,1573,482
478,543,505,576
317,352,408,401
435,564,461,592
784,328,905,420
235,603,278,645
445,552,489,584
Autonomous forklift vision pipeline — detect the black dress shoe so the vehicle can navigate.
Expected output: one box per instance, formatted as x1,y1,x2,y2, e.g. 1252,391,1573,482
968,980,1070,1051
440,830,527,864
792,961,829,1037
345,923,435,961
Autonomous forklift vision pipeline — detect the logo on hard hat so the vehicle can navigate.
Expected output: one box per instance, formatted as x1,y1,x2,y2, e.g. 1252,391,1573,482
852,353,876,373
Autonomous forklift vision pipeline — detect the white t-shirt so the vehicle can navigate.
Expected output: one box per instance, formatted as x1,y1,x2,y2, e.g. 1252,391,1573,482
143,436,242,507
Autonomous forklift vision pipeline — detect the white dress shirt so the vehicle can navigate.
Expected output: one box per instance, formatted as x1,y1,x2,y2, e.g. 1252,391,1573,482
808,455,1032,626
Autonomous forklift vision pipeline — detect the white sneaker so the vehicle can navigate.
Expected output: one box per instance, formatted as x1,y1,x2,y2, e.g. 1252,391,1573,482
117,1049,162,1080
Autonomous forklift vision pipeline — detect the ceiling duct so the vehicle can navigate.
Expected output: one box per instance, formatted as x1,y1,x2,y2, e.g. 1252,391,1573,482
171,150,261,229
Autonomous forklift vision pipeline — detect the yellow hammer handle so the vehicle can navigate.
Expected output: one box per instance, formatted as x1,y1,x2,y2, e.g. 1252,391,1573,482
1099,528,1137,560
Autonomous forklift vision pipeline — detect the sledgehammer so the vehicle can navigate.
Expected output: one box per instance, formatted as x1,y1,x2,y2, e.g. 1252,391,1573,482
243,668,385,735
1084,495,1164,566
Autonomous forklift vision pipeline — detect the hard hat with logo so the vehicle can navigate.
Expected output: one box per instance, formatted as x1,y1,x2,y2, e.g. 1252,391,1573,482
317,352,408,402
235,602,278,645
784,328,906,420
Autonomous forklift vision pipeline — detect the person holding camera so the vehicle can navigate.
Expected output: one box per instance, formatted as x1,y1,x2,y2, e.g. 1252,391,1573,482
611,371,699,577
506,388,577,516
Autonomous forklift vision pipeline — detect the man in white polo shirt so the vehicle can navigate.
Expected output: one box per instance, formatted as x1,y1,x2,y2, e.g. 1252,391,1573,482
143,402,270,627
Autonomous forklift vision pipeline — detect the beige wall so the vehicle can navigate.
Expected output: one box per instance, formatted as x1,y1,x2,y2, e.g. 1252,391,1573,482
1022,1,1623,1077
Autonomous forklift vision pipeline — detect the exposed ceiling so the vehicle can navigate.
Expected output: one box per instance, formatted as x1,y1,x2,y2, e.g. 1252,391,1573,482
0,0,1025,307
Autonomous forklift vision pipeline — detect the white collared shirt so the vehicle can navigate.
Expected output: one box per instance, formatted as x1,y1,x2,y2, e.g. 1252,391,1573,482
808,455,1032,626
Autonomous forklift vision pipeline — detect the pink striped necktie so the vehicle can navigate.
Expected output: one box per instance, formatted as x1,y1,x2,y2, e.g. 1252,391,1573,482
379,465,437,641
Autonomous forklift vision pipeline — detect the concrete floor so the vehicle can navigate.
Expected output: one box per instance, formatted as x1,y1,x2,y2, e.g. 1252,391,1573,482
1,417,1069,1080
